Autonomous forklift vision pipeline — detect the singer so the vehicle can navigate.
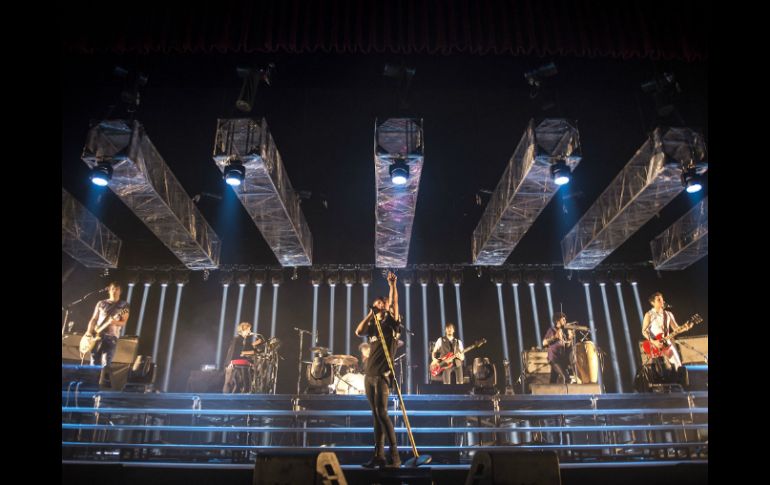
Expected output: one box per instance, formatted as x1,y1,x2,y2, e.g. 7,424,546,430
354,271,402,468
86,281,130,371
223,322,265,393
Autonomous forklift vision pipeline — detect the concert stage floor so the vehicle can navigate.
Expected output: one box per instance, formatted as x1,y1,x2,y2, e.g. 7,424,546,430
63,390,708,472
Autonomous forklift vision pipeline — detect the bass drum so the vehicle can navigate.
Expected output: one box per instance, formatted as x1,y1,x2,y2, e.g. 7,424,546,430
574,341,599,384
334,372,365,395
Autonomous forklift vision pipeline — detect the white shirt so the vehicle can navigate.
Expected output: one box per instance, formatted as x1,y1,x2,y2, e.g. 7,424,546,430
646,309,677,338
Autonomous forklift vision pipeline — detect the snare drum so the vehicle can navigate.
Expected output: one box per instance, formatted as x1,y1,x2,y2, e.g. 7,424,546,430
334,372,365,395
574,341,599,384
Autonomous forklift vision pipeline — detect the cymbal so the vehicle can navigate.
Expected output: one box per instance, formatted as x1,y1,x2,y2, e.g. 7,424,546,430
324,354,359,366
310,346,330,353
564,324,590,331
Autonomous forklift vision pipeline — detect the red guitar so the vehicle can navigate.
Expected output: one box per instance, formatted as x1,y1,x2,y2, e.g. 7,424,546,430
430,338,486,377
642,314,702,357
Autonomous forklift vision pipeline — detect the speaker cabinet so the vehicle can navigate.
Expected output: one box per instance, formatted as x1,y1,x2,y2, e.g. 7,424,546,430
465,450,561,485
253,452,346,485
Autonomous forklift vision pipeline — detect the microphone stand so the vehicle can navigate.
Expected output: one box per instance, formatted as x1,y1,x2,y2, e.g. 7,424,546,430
372,311,431,467
62,288,104,337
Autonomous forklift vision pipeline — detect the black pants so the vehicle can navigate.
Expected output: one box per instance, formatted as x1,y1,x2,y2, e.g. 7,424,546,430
364,375,397,457
549,353,571,384
223,364,252,393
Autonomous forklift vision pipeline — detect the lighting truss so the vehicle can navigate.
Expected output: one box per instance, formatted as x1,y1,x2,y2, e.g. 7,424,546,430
61,188,122,268
562,126,707,270
652,196,708,270
82,120,221,269
472,118,581,265
213,118,312,266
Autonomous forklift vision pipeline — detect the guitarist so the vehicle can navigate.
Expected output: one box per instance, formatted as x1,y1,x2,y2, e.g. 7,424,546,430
431,323,465,384
642,292,682,370
86,281,130,367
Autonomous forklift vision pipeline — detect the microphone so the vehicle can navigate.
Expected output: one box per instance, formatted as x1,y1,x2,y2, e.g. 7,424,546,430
664,303,674,310
293,327,312,334
98,287,109,293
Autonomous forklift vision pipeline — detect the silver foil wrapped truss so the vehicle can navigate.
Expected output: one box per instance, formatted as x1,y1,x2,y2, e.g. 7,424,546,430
562,127,708,270
62,188,122,268
651,197,708,270
82,120,221,270
374,118,425,268
213,118,312,266
472,119,581,265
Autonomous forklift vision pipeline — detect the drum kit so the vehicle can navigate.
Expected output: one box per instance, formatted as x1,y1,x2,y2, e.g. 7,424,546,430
564,324,600,384
248,337,281,394
305,341,405,395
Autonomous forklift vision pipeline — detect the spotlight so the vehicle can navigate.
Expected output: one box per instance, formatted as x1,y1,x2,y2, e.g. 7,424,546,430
472,357,497,395
224,159,245,187
271,270,283,287
90,161,113,186
358,268,372,286
681,168,703,193
252,269,267,286
389,158,409,185
342,270,356,286
524,62,558,87
236,270,250,286
489,269,506,286
305,356,333,394
123,355,157,392
433,268,447,286
218,270,233,286
450,268,463,285
401,270,413,286
326,270,339,287
551,160,571,186
417,268,430,286
291,267,299,281
507,270,521,286
310,267,324,287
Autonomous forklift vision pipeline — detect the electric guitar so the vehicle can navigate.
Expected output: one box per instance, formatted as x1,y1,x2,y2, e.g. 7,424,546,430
642,313,702,358
430,338,487,377
79,307,129,355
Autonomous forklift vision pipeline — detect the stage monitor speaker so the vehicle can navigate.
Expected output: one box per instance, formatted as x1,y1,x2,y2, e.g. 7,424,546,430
62,333,84,362
253,451,346,485
124,356,157,392
529,383,602,395
683,365,707,391
113,336,139,364
62,364,101,391
465,450,561,485
187,370,226,393
100,363,130,391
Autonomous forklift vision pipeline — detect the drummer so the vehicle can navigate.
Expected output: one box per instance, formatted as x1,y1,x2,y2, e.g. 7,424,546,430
542,312,575,384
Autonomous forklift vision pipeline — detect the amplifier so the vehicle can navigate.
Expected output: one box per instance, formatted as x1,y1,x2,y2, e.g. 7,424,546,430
61,334,138,364
638,335,708,365
523,348,550,374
